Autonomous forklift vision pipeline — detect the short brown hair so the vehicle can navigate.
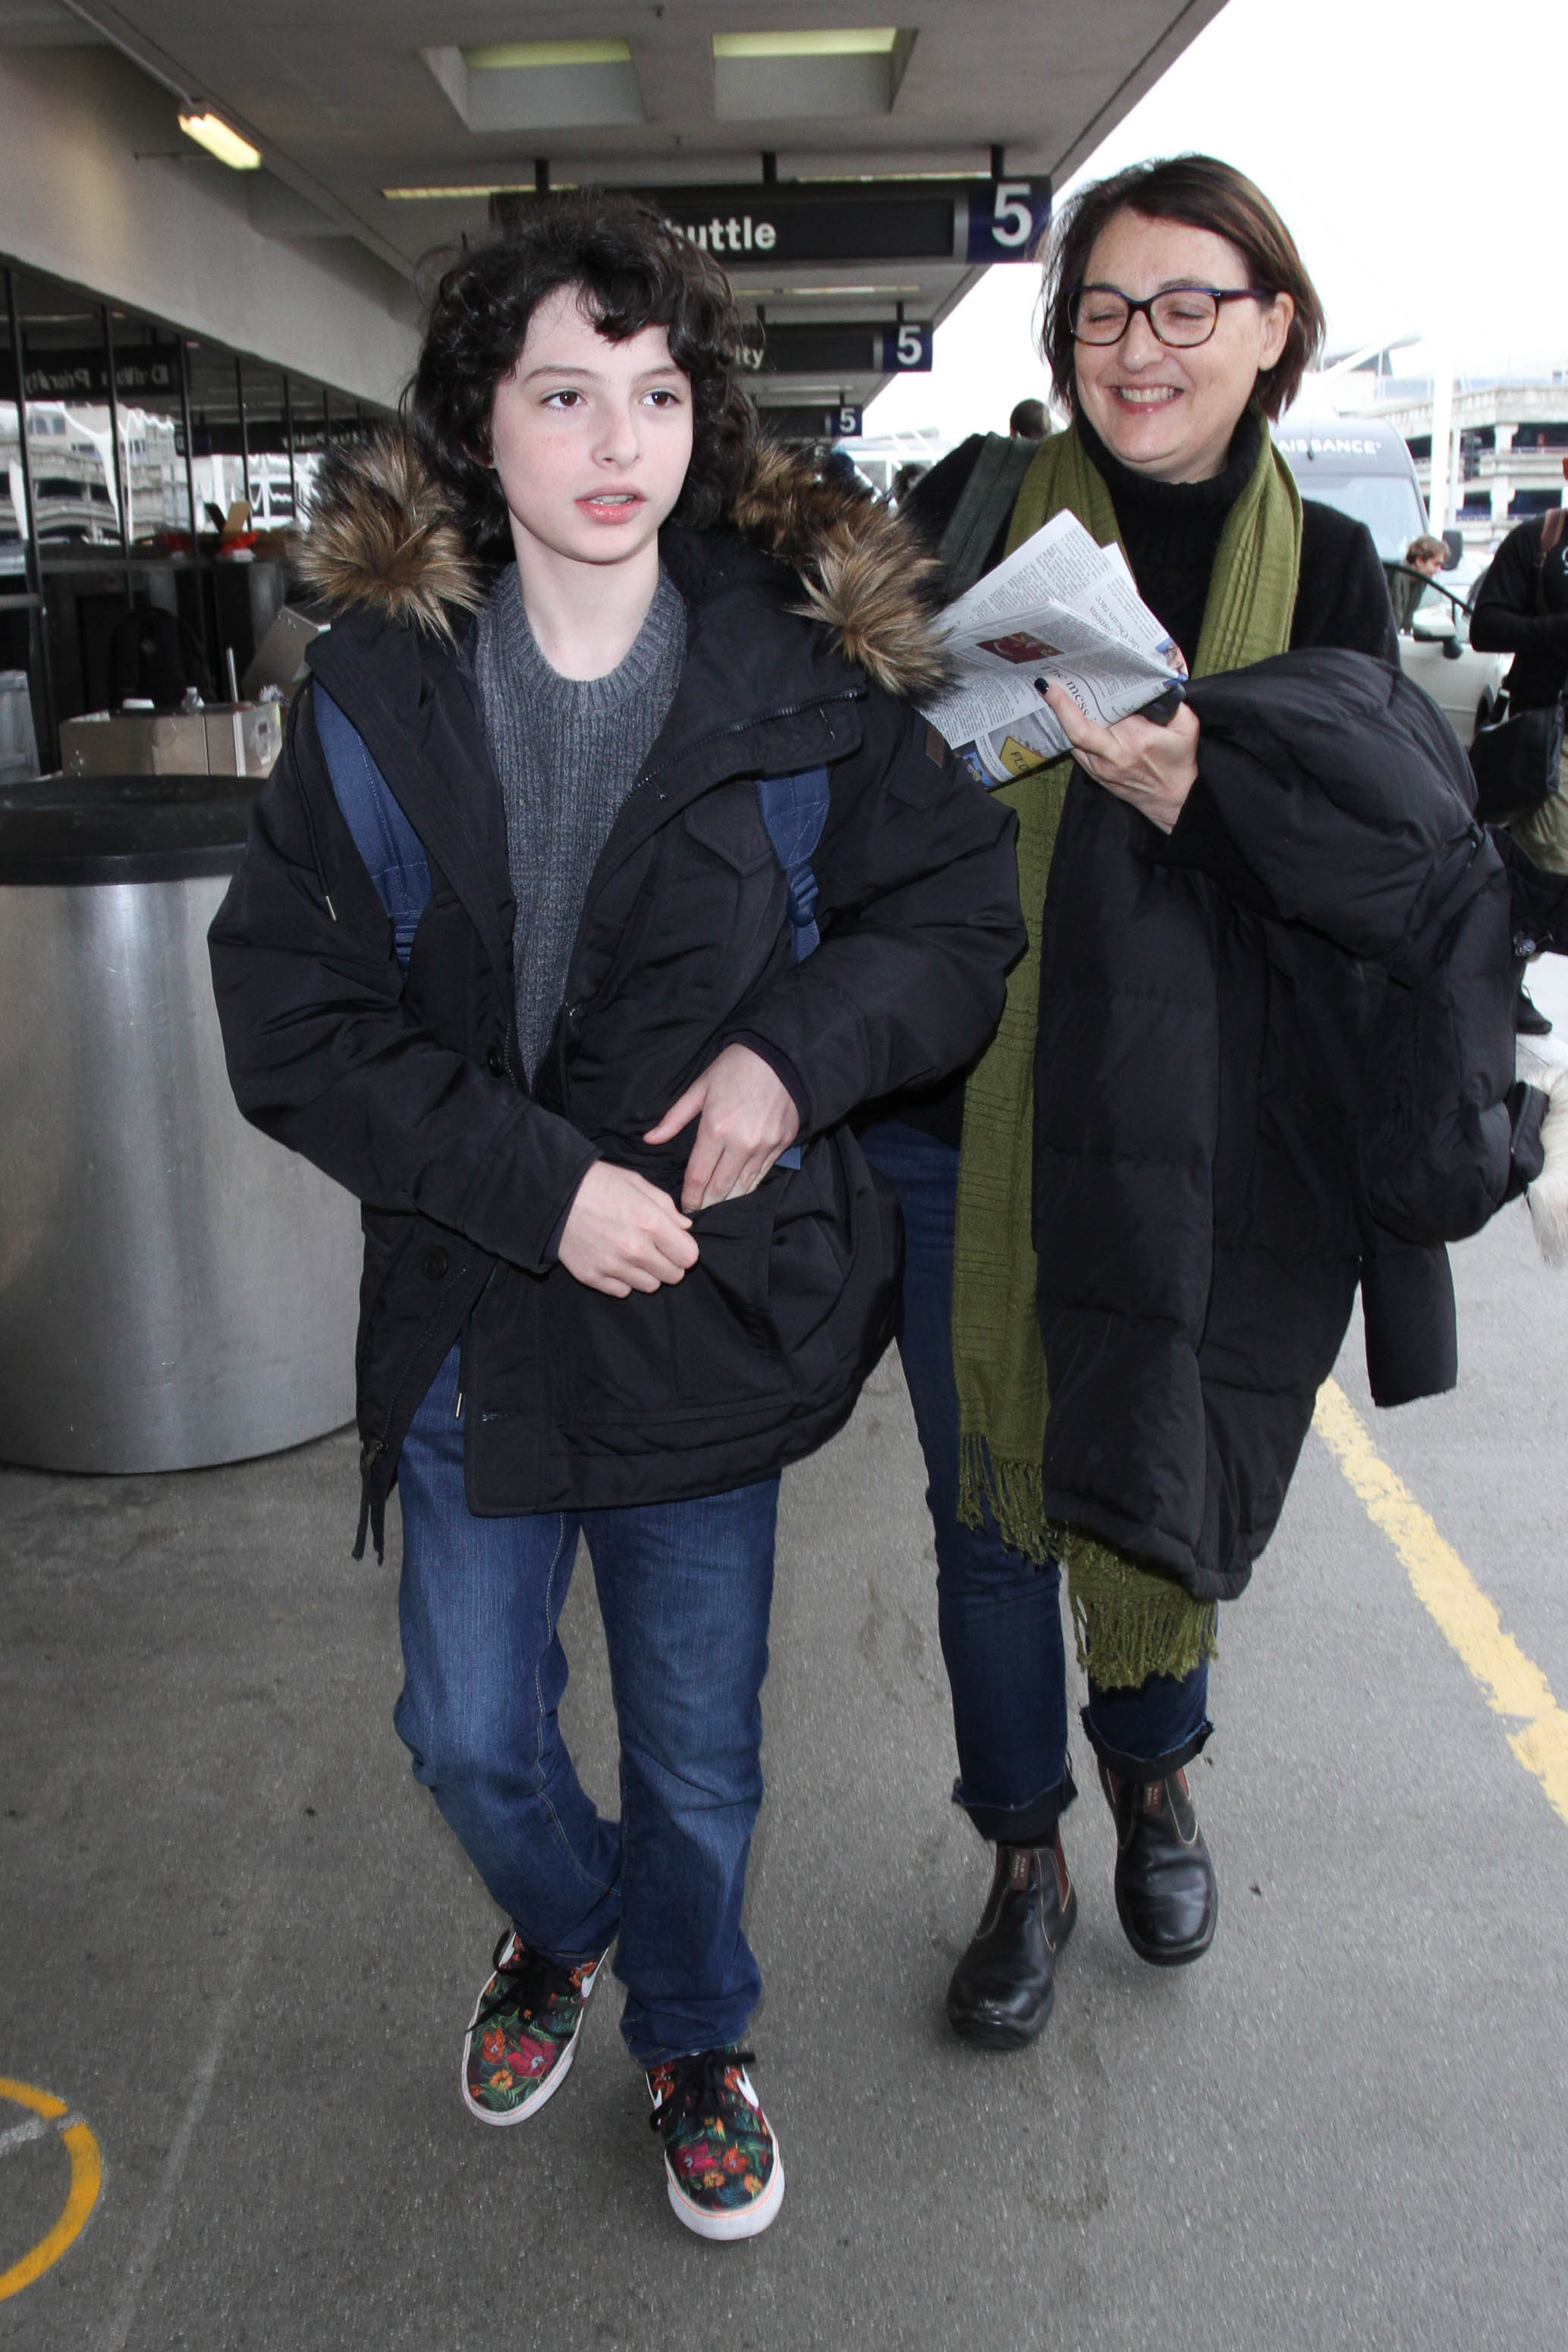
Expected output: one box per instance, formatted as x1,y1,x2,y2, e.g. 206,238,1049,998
406,190,758,560
1041,155,1325,421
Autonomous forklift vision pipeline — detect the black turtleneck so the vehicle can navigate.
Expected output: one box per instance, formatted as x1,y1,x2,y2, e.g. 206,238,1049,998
1073,409,1260,671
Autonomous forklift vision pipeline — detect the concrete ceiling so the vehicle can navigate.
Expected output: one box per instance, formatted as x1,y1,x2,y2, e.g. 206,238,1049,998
26,1,1229,414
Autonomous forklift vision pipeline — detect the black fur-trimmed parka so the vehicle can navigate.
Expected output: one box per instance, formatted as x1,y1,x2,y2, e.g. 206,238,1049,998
209,438,1026,1547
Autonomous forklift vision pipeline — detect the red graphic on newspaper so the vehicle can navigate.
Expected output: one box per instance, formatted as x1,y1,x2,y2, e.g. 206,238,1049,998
974,630,1064,665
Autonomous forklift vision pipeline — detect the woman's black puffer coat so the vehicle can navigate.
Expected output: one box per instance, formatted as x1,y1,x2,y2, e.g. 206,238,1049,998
1033,648,1545,1603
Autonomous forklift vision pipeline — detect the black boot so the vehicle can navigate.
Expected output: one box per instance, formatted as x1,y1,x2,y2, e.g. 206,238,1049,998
946,1836,1077,2047
1098,1761,1218,1967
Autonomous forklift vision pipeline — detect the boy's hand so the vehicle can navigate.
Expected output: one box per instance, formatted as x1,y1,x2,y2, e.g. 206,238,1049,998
557,1162,699,1297
645,1043,801,1213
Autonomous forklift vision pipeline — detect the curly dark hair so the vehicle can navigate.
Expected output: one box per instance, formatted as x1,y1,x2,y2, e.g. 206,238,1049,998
1041,155,1326,422
404,190,759,558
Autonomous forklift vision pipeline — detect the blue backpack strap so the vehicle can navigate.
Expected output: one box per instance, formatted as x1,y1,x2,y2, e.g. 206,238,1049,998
756,765,831,961
756,765,831,1168
313,683,432,971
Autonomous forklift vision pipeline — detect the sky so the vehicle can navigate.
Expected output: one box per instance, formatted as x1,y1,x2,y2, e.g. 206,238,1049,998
866,0,1568,442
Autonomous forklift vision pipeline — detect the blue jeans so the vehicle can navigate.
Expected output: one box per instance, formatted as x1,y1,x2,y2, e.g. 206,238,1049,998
859,1121,1210,1837
393,1344,780,2066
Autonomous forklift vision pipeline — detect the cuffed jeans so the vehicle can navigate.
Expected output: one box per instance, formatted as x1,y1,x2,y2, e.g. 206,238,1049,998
393,1343,779,2066
860,1121,1211,1841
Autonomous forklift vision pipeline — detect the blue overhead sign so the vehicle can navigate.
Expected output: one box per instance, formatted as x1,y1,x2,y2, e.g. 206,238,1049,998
878,322,934,373
964,180,1052,263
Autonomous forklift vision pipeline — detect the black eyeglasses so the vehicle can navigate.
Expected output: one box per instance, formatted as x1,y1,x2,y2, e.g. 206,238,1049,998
1068,284,1277,349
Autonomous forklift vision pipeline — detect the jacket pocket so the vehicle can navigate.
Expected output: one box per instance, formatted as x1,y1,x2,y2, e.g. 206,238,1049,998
549,1192,792,1452
767,1130,901,1402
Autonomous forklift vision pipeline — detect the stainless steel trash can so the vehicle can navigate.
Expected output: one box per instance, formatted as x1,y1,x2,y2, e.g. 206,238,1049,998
0,774,360,1473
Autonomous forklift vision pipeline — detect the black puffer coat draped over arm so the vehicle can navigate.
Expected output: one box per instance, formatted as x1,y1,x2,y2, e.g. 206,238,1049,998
1032,649,1544,1603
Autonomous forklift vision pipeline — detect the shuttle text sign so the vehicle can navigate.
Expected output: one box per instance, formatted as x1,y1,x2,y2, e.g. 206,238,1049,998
497,180,1051,266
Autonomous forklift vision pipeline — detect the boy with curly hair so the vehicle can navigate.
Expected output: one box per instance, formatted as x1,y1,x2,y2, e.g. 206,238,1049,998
210,193,1022,2237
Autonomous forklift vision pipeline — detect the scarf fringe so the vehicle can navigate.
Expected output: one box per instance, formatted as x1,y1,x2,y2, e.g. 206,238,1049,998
957,1433,1052,1564
1058,1530,1218,1690
957,1432,1219,1687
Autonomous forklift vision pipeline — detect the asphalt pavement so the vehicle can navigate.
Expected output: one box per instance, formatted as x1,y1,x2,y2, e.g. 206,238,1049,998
5,968,1568,2350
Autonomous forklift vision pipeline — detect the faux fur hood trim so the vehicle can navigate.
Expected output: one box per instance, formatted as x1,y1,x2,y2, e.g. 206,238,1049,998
728,439,951,698
296,434,487,642
295,428,951,700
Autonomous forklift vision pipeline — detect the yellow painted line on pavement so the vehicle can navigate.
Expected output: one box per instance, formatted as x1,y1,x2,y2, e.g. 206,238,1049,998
0,2077,102,2301
1314,1379,1568,1828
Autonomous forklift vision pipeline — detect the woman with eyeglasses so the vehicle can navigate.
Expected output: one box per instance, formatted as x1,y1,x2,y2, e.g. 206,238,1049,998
867,154,1447,2042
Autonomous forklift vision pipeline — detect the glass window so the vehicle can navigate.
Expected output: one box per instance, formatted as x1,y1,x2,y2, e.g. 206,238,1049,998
236,363,295,526
8,274,118,546
1293,473,1428,561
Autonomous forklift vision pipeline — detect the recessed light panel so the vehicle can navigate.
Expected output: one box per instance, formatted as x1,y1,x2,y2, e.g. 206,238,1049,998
712,27,913,119
463,40,633,69
712,30,897,58
423,42,643,130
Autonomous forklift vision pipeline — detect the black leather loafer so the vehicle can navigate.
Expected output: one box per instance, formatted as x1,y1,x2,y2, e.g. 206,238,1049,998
946,1836,1077,2047
1099,1762,1218,1966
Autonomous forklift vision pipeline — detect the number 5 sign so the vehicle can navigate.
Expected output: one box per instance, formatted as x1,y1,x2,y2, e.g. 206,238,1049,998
878,322,933,373
965,179,1052,263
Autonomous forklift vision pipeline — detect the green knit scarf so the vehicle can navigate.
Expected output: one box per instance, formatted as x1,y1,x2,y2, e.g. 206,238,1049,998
951,413,1302,1687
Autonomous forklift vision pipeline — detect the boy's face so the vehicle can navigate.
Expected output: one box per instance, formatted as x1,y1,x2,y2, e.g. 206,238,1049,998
489,287,694,569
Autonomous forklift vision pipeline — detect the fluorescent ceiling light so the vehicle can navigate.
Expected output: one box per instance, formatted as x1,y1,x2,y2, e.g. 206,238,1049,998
714,29,896,57
463,39,632,69
742,285,923,298
382,183,568,200
178,111,262,170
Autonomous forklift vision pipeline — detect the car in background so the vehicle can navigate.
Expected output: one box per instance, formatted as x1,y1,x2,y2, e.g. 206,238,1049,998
1275,410,1505,745
1395,572,1506,742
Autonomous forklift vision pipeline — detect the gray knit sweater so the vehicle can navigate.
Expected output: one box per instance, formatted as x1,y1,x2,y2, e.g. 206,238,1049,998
474,563,687,1083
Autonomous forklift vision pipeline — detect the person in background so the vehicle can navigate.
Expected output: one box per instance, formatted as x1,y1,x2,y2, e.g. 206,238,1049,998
1009,396,1048,440
1469,485,1568,1034
1387,531,1449,630
875,153,1403,2050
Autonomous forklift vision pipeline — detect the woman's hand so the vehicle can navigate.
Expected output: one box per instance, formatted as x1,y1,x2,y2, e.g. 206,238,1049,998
645,1042,801,1212
557,1163,698,1297
1044,683,1200,835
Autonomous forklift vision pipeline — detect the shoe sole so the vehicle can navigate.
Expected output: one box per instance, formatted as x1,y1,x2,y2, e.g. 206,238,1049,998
947,1983,1056,2048
665,2149,785,2242
459,1952,606,2127
1114,1889,1218,1969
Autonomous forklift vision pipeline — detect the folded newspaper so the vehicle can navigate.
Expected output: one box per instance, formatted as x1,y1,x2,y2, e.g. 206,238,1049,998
919,509,1186,784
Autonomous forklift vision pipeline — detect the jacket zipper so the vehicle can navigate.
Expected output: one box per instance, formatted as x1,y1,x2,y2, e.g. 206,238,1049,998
639,684,864,796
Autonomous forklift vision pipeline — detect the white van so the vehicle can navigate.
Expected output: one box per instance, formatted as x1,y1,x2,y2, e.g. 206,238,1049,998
1274,410,1504,745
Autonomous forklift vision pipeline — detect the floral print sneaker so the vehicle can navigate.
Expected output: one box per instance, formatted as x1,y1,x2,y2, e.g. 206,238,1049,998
646,2046,784,2240
460,1929,608,2126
